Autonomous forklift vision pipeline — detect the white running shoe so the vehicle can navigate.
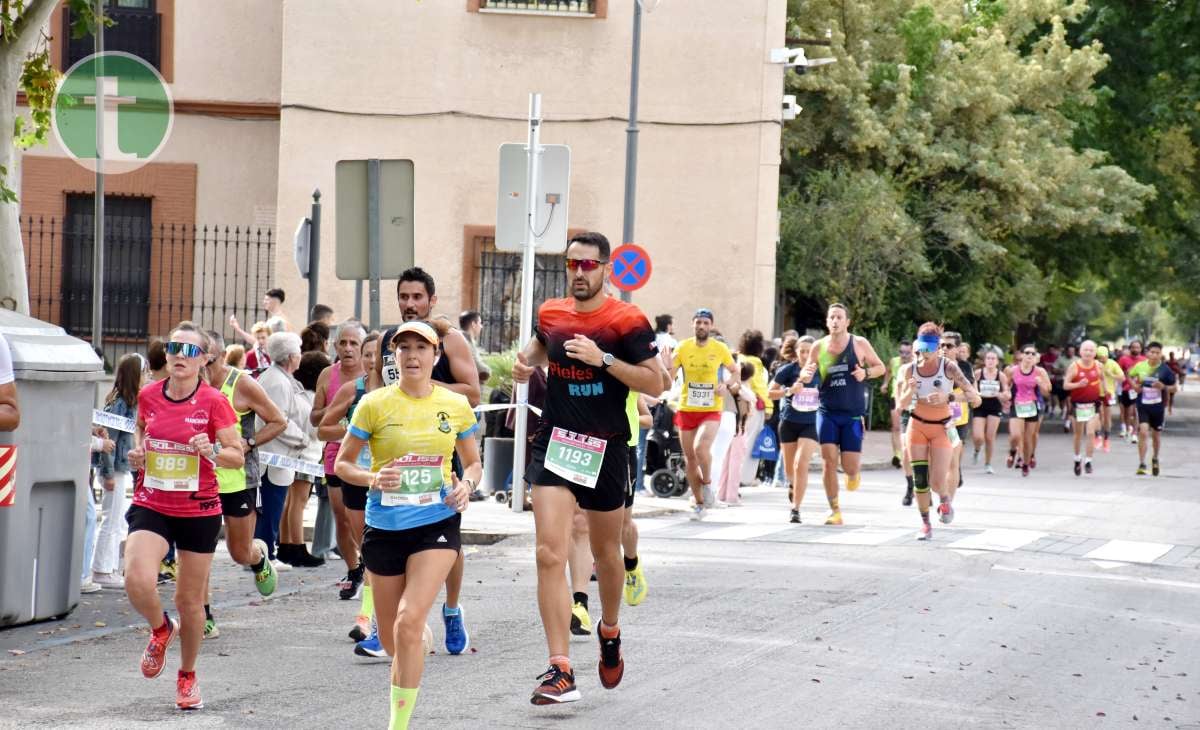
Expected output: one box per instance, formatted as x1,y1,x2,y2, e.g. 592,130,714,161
272,559,293,572
689,505,707,522
985,465,995,475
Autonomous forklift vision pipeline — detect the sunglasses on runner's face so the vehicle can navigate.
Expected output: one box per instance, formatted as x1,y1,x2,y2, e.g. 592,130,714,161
1023,350,1037,356
565,258,607,273
165,341,205,358
940,343,955,350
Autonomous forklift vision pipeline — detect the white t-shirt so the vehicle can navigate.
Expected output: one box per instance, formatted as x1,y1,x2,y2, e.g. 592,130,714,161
0,334,13,385
655,332,677,354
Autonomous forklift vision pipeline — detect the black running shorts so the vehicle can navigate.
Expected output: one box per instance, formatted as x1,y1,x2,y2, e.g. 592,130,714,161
526,429,629,513
126,504,222,554
326,473,369,511
779,420,818,444
361,514,462,577
219,488,257,519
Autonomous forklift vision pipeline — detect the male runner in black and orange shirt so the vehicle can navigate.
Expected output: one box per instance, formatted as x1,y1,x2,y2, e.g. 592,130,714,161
513,232,669,706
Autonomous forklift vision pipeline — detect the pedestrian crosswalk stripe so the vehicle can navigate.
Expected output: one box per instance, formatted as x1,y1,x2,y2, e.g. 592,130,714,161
1082,539,1174,564
947,529,1046,553
693,524,786,541
815,527,912,546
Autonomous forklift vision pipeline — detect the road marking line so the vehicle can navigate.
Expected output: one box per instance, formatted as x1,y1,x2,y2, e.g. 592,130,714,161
693,524,787,541
947,529,1046,552
632,519,674,533
815,527,911,546
993,564,1200,591
1082,539,1173,564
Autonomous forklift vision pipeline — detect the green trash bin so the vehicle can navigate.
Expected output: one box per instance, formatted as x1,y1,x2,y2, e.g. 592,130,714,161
0,310,105,627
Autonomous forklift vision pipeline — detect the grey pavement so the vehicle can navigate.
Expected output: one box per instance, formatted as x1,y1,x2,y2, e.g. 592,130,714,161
2,393,1199,728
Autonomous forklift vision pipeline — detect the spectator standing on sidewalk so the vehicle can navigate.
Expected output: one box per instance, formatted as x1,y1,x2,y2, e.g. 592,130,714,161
90,354,143,588
254,332,311,567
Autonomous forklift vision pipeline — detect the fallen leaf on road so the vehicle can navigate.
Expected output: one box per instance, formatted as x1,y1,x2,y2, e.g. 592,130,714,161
7,649,25,656
1096,711,1106,717
94,622,106,627
811,678,821,683
1072,673,1082,677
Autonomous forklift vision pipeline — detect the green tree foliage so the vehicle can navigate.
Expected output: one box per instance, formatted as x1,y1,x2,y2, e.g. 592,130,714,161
0,0,107,202
1068,1,1200,336
778,0,1154,347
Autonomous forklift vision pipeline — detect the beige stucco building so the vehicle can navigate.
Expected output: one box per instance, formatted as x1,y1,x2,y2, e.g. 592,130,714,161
20,0,786,356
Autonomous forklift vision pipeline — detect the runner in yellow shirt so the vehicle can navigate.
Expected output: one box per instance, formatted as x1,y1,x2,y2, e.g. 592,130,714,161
671,308,738,520
1095,345,1125,453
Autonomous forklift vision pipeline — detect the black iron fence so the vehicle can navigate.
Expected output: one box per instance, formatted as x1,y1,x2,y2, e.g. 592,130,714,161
22,216,274,369
473,234,566,353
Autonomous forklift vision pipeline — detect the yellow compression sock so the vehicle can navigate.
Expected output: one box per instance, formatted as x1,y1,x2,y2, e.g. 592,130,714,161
361,583,374,617
390,686,419,730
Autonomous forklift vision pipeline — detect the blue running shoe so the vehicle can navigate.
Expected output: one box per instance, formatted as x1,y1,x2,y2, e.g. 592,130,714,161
354,630,388,660
443,604,469,655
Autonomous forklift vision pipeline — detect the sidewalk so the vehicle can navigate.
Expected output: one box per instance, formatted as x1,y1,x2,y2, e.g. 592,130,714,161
297,427,897,542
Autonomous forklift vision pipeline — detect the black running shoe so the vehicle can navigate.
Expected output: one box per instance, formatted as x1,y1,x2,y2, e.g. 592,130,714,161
789,509,801,524
1152,459,1160,477
338,565,364,601
891,455,901,469
902,488,913,507
531,664,580,705
1073,461,1081,477
1084,461,1093,475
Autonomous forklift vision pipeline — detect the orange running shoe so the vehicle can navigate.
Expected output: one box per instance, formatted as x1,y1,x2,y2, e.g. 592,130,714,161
598,624,625,690
141,615,178,679
176,670,203,710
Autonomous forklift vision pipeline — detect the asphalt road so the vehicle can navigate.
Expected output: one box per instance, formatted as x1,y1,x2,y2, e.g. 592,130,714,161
2,393,1198,729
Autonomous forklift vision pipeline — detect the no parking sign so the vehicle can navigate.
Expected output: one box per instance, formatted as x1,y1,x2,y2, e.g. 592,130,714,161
609,244,652,293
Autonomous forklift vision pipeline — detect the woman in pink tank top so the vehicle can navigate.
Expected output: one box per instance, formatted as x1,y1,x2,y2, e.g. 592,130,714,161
311,323,366,585
1005,345,1051,477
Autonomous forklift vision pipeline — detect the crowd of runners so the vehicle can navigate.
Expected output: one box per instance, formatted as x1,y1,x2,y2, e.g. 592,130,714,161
30,231,1188,727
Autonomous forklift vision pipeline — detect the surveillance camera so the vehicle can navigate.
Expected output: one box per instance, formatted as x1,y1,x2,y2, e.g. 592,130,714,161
783,95,801,121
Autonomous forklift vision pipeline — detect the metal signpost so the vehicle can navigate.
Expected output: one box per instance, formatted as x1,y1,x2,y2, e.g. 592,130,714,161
335,159,415,331
501,93,571,513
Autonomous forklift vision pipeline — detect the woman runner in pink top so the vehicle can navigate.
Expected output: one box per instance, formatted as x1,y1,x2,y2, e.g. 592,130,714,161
125,322,242,710
1005,345,1052,477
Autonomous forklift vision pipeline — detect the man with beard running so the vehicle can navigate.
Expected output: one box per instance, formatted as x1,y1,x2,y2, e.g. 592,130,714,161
671,308,738,520
799,303,887,525
512,232,669,706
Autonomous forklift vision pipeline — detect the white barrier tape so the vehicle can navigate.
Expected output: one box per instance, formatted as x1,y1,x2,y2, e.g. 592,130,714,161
473,403,543,417
92,410,136,434
260,451,326,478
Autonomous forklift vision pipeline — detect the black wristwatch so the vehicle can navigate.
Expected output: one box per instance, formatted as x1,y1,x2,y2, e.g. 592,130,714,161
601,352,615,370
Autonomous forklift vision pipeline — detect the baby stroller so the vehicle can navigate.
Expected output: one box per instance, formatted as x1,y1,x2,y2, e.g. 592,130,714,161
645,402,690,498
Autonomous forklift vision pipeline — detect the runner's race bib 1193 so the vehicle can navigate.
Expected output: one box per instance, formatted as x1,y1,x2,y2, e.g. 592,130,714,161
1141,382,1162,405
545,427,607,489
144,439,200,492
380,455,445,507
687,383,715,408
791,387,819,412
1074,403,1096,421
1015,401,1037,419
979,380,1000,398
